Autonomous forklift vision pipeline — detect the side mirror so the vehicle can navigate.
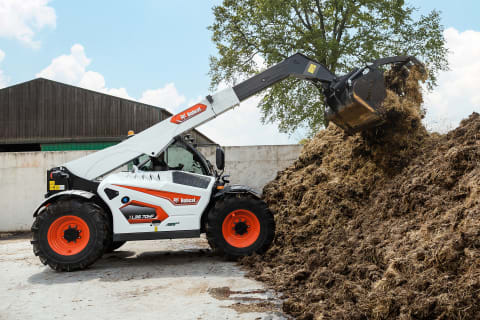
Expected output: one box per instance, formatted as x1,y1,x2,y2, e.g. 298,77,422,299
216,147,225,171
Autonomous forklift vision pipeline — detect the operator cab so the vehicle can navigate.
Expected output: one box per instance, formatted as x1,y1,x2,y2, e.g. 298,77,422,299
132,137,213,176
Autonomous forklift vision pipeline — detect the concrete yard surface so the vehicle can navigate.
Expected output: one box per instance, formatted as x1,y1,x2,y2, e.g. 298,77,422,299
0,236,287,320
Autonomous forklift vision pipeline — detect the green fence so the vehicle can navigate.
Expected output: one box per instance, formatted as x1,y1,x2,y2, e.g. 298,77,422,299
41,142,117,151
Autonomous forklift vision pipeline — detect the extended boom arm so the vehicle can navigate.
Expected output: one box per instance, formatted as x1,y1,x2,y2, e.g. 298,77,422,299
64,54,337,180
64,53,422,180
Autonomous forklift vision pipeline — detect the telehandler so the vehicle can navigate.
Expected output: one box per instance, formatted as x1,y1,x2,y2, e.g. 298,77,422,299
31,53,422,271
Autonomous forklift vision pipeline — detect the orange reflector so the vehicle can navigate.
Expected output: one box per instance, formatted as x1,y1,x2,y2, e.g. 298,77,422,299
216,185,225,190
127,130,135,136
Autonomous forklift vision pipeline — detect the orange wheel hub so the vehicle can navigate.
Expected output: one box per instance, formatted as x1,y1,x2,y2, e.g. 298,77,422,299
47,215,90,256
222,209,260,248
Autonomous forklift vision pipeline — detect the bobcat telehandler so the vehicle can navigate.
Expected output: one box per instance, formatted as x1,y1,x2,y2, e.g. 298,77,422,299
31,53,422,271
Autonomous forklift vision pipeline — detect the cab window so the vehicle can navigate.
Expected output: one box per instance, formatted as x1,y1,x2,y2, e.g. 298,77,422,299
134,140,207,175
165,140,206,175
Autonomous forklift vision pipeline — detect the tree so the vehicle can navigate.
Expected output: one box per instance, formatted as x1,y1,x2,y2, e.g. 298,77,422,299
209,0,449,136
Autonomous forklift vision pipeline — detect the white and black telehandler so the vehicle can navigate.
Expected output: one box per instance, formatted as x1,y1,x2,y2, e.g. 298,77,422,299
31,53,422,271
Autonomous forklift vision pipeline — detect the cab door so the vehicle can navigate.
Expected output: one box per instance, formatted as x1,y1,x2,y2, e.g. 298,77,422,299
98,138,215,239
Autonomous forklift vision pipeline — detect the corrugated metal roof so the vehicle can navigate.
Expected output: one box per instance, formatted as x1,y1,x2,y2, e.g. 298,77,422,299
0,78,215,146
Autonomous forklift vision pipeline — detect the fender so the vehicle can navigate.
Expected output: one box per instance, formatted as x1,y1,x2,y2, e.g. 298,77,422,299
213,184,260,199
199,184,260,233
32,190,96,217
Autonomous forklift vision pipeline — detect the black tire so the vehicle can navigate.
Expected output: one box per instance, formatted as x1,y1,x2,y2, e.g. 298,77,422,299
31,199,110,272
104,240,127,253
206,194,275,259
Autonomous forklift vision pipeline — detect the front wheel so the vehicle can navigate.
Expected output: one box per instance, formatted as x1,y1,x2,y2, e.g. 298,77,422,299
206,195,275,258
31,199,109,271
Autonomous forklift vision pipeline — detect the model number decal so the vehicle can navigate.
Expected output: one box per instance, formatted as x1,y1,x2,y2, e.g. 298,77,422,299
119,200,169,224
128,214,155,220
166,222,179,227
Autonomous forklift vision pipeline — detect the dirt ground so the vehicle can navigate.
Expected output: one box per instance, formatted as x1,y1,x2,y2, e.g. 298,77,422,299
0,235,288,320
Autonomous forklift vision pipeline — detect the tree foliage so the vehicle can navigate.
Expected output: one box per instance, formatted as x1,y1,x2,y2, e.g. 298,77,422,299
209,0,449,135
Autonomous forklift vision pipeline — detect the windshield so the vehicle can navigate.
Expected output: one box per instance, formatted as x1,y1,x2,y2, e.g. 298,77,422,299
134,138,211,176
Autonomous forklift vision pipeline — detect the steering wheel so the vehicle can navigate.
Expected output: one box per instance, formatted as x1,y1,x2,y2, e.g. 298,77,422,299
192,162,202,172
169,163,184,170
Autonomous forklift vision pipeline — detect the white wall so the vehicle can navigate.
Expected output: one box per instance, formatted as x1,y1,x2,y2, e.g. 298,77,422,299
198,145,302,193
0,145,301,232
0,151,94,232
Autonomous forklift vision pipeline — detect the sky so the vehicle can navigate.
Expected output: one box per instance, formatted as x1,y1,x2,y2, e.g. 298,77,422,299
0,1,479,145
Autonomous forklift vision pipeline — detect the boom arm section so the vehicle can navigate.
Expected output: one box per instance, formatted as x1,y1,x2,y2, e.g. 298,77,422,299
233,53,335,101
64,54,337,180
63,52,422,180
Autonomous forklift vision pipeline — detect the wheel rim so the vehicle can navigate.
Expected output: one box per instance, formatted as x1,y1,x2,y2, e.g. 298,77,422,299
222,209,261,248
47,215,90,256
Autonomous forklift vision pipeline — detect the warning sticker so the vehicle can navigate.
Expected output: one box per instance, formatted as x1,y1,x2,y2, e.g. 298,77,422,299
307,63,317,74
49,181,65,191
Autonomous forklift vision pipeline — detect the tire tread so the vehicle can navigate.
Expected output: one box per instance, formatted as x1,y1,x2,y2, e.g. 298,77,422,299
31,198,110,272
206,194,275,259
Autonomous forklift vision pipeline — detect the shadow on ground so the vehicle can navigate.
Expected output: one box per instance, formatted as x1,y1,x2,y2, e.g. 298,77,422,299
0,231,31,241
28,248,236,285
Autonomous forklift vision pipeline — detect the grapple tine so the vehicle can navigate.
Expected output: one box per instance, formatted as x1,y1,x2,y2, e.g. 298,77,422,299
324,56,425,134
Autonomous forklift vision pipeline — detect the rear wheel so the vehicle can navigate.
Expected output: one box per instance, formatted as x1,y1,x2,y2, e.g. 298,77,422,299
206,195,275,258
31,199,109,271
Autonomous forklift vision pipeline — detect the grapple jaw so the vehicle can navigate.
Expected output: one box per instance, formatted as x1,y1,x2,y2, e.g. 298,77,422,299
324,56,424,134
325,68,386,134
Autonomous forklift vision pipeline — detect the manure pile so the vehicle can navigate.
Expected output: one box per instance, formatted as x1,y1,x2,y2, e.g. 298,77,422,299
242,67,480,319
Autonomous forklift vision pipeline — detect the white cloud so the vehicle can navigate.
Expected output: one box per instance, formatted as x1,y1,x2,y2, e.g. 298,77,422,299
0,0,56,47
37,44,90,83
78,71,104,91
105,88,131,100
140,83,186,111
0,49,7,88
36,44,192,109
424,28,480,132
36,44,132,99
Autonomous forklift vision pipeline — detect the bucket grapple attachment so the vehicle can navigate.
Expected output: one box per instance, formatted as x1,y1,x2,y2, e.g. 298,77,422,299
323,56,425,134
232,53,424,135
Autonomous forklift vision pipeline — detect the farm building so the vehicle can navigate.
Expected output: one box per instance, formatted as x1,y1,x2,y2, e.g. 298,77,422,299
0,78,215,152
